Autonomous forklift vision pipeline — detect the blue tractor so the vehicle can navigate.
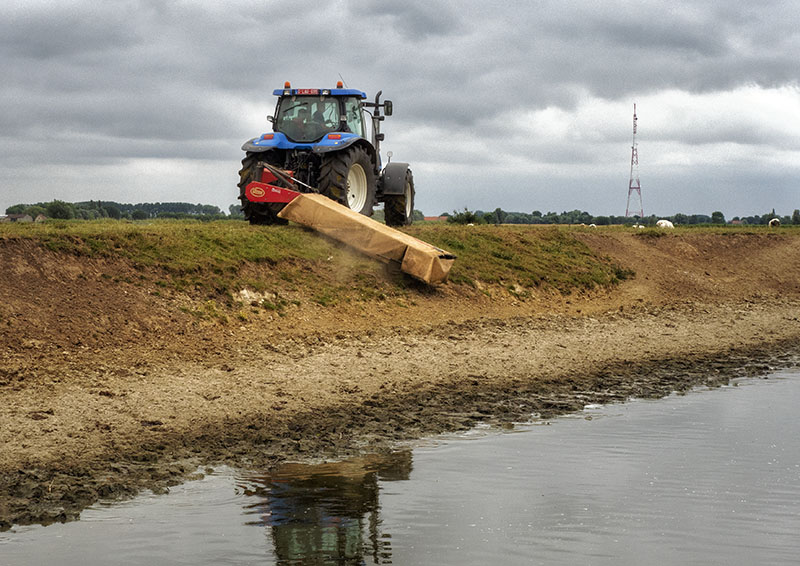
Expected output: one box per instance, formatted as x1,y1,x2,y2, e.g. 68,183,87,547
238,82,415,226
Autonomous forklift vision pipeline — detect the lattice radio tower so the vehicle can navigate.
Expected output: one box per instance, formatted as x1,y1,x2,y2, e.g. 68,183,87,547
625,103,644,218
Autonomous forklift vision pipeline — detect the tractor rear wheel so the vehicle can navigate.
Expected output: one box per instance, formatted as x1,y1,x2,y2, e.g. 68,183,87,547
384,170,415,227
238,152,287,225
318,146,376,216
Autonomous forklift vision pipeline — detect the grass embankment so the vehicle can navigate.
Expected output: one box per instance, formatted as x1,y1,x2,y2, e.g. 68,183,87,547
0,220,635,311
407,224,633,291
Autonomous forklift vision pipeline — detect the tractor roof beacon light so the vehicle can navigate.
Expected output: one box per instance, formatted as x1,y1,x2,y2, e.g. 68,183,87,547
337,81,344,88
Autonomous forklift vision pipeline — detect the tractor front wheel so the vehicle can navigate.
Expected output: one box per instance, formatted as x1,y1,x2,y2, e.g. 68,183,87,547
238,152,287,225
318,146,376,216
384,170,415,227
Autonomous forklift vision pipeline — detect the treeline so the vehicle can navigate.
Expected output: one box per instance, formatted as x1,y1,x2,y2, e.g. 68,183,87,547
5,200,240,221
445,208,800,226
7,200,800,226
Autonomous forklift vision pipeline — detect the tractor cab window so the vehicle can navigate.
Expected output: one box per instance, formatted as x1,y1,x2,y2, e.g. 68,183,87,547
343,97,365,138
275,97,340,142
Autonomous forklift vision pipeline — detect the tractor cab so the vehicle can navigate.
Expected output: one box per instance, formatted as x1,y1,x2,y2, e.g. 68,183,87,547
271,83,368,143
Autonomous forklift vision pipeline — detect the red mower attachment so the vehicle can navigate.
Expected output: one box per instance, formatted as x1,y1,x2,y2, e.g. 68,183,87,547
242,161,455,285
244,163,303,204
245,182,300,204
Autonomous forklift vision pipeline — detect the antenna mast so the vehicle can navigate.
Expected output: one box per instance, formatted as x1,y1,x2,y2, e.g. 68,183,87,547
626,103,644,218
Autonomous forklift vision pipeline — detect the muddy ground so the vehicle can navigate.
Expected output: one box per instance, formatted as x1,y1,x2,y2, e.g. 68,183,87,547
2,229,800,529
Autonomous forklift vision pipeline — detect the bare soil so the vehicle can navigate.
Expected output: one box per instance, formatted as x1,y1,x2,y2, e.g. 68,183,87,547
2,229,800,529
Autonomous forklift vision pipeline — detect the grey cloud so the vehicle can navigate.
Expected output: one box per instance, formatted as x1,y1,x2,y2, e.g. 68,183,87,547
0,4,140,60
347,0,463,39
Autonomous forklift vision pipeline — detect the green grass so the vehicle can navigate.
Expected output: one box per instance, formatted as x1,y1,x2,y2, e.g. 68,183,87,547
0,219,640,304
0,219,356,298
8,219,796,304
0,219,329,267
406,224,634,292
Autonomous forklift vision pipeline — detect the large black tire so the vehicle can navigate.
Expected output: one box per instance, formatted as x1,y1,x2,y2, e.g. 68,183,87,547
238,152,287,225
318,146,376,216
384,170,415,227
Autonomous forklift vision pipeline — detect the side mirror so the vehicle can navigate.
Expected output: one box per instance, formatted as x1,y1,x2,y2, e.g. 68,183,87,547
267,116,275,123
383,100,393,116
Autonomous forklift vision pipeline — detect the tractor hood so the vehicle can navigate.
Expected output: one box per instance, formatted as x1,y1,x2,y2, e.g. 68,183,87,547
242,131,363,154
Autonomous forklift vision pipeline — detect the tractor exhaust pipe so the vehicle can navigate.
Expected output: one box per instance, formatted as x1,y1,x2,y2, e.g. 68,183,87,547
365,90,392,169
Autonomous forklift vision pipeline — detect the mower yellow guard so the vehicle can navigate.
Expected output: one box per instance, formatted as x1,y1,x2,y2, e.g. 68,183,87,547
277,193,455,284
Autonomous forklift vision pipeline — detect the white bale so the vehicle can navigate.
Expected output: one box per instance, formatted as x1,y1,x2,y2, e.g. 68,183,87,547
656,219,675,229
769,218,781,227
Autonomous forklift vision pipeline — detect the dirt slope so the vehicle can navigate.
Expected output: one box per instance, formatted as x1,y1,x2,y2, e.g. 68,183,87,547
1,229,799,529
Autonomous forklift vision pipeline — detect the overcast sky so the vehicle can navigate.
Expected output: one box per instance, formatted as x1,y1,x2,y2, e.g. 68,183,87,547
2,0,799,218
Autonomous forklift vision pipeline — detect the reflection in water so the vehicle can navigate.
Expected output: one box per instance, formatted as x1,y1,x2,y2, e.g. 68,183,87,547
238,451,412,565
6,373,798,566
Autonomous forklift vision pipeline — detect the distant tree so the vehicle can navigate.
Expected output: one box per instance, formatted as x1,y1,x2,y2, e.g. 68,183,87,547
687,214,710,225
482,208,507,225
228,204,244,218
24,205,47,218
761,211,777,225
131,209,148,220
45,200,76,219
412,209,425,221
6,204,27,214
198,204,222,216
505,212,533,224
75,208,96,220
447,208,484,224
528,211,544,224
792,209,800,225
711,211,726,224
542,211,559,224
104,205,122,219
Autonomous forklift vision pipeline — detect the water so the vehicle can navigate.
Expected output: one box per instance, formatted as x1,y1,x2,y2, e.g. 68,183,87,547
2,371,799,565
